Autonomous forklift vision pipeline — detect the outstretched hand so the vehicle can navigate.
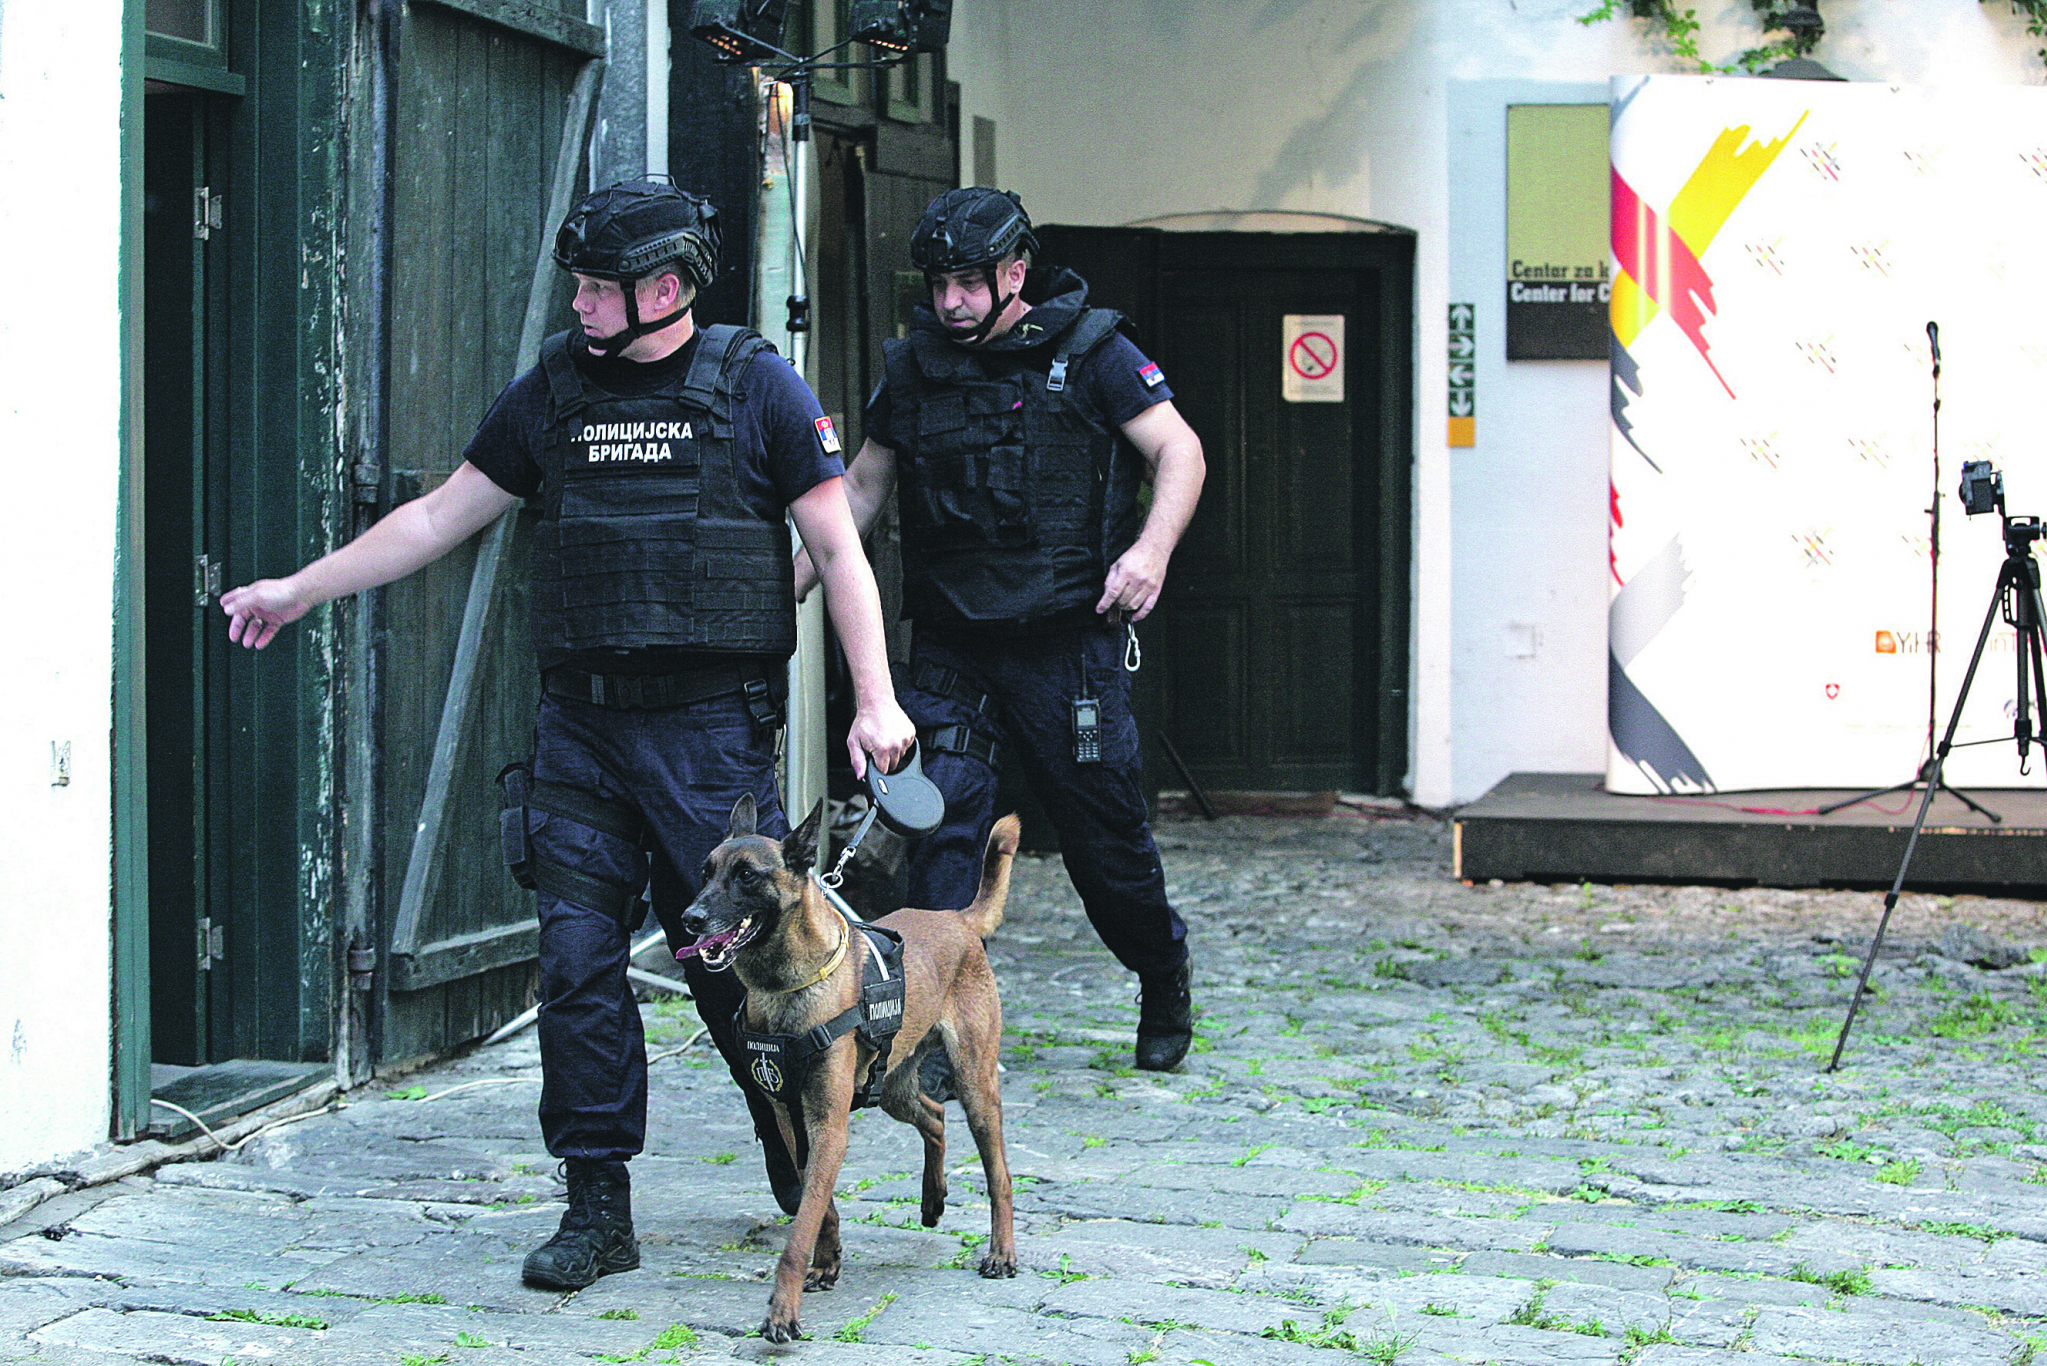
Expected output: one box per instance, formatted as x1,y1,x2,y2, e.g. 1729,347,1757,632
846,697,917,780
221,579,312,650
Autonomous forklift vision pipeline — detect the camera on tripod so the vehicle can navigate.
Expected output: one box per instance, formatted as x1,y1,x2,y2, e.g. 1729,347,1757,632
1960,460,2004,517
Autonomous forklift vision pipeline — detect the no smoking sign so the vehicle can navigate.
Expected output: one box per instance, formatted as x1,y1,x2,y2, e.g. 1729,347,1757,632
1282,314,1345,403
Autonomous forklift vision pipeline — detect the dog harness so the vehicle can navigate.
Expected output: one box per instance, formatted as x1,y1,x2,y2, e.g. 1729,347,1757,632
735,903,906,1138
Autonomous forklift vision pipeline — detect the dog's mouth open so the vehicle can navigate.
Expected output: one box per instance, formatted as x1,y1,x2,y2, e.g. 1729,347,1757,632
677,917,759,971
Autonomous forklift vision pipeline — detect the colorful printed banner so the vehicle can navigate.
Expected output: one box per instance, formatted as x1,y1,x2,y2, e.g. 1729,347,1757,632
1607,76,2047,794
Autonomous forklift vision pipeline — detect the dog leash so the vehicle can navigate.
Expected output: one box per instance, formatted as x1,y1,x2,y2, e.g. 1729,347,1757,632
818,804,877,895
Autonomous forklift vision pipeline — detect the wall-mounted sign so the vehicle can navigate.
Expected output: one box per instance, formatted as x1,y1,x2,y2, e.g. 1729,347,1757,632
1448,302,1475,446
1281,314,1345,402
1507,103,1610,360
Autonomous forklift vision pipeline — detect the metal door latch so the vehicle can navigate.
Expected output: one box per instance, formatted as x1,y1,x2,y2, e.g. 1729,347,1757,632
194,554,223,606
193,186,223,240
196,917,225,970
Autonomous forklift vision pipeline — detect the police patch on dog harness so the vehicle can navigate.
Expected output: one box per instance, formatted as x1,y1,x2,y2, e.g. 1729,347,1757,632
734,920,906,1115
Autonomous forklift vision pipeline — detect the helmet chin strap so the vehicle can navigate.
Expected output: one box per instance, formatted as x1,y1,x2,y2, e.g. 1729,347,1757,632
943,264,1016,348
585,278,692,358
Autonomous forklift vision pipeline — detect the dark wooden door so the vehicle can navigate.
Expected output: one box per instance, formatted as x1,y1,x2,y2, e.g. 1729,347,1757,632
376,3,590,1065
1155,266,1366,791
145,90,231,1064
1033,227,1413,796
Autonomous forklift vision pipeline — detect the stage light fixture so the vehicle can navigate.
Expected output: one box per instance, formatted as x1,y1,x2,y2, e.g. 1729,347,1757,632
688,0,792,63
848,0,952,54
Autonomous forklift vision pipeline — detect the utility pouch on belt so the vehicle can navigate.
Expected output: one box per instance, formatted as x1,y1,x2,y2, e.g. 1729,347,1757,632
494,760,650,929
497,763,538,890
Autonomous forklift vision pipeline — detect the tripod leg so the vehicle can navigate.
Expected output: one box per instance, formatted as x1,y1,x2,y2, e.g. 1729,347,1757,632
1934,781,2001,823
1829,574,2009,1072
2018,590,2035,765
1816,777,1920,817
2030,584,2047,768
1826,783,1936,1072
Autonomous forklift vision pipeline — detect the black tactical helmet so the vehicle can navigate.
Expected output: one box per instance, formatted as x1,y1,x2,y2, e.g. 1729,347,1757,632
554,180,720,289
910,187,1038,275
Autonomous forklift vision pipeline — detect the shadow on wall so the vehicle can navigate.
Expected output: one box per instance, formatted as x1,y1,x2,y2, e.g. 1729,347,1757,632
1245,1,1418,209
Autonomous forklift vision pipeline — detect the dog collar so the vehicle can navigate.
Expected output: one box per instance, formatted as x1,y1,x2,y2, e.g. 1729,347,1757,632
758,923,848,995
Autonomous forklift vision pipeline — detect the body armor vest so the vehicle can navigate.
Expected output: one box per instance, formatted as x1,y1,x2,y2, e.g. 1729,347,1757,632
531,325,797,658
883,308,1145,625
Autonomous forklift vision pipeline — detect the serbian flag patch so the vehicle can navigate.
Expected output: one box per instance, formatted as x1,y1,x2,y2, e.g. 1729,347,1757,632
1138,361,1165,388
814,415,842,454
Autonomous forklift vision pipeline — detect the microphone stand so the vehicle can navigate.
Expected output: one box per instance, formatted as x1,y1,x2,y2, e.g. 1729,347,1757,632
1818,322,2000,823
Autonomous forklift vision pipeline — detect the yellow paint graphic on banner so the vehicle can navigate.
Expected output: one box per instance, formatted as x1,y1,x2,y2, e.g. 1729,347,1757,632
1610,113,1807,349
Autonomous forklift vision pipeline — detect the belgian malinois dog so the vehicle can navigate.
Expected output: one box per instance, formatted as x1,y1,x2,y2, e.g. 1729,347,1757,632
681,795,1021,1343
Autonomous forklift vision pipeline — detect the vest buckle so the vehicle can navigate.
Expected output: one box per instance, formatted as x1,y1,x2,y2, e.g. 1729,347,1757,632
1046,356,1070,393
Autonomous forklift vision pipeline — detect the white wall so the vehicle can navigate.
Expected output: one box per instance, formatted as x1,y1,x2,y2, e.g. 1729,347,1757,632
0,3,123,1171
951,0,2047,806
1446,78,1611,803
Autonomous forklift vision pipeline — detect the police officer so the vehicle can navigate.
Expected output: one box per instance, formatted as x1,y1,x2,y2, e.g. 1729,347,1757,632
796,187,1205,1071
222,182,914,1289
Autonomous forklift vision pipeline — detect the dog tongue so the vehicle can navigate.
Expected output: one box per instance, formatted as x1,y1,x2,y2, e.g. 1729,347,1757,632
675,928,740,961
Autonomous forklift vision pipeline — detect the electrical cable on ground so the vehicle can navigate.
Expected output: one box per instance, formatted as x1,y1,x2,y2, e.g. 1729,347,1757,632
647,1026,710,1064
149,1098,342,1156
412,1077,542,1104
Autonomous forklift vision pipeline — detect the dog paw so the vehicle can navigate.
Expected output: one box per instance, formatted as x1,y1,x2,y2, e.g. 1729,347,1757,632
921,1201,945,1228
759,1314,803,1344
804,1264,840,1291
978,1253,1018,1279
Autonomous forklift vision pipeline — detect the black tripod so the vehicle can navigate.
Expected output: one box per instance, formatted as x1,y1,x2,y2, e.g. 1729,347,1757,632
1819,322,2000,824
1829,490,2047,1071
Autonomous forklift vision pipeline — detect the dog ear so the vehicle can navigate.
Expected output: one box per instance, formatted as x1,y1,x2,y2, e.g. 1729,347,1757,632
783,799,825,874
728,792,758,840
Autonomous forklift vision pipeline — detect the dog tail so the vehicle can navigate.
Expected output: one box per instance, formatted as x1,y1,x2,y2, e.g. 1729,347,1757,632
959,813,1021,940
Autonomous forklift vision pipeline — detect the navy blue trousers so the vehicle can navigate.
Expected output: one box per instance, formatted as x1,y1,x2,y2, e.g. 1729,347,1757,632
528,691,789,1163
901,622,1187,978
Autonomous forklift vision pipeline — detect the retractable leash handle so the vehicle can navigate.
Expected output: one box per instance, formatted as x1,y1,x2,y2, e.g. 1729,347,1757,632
817,740,946,894
866,738,945,838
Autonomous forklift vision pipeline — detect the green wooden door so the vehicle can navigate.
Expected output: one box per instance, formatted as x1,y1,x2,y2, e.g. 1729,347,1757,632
377,2,597,1065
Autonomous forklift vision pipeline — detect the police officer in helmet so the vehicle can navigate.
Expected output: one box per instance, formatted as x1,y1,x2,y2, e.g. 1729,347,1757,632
797,187,1206,1071
223,180,914,1289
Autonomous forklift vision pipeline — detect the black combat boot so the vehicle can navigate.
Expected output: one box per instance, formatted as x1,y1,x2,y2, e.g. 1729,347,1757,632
1134,959,1194,1072
521,1158,639,1289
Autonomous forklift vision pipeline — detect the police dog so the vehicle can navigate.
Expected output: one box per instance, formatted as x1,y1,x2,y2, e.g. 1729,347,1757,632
681,794,1021,1343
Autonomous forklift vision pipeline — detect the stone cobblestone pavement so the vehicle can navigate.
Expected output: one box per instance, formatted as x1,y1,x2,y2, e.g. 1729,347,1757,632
10,812,2047,1365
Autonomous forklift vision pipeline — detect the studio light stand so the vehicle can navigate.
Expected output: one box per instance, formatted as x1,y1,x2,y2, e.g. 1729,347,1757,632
1819,322,2001,824
1828,461,2047,1070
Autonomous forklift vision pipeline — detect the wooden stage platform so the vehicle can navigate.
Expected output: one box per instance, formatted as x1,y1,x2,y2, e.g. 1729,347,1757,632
1454,772,2047,892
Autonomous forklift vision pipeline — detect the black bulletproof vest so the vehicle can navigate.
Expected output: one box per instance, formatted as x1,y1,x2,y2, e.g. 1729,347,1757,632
883,308,1144,625
531,325,797,658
